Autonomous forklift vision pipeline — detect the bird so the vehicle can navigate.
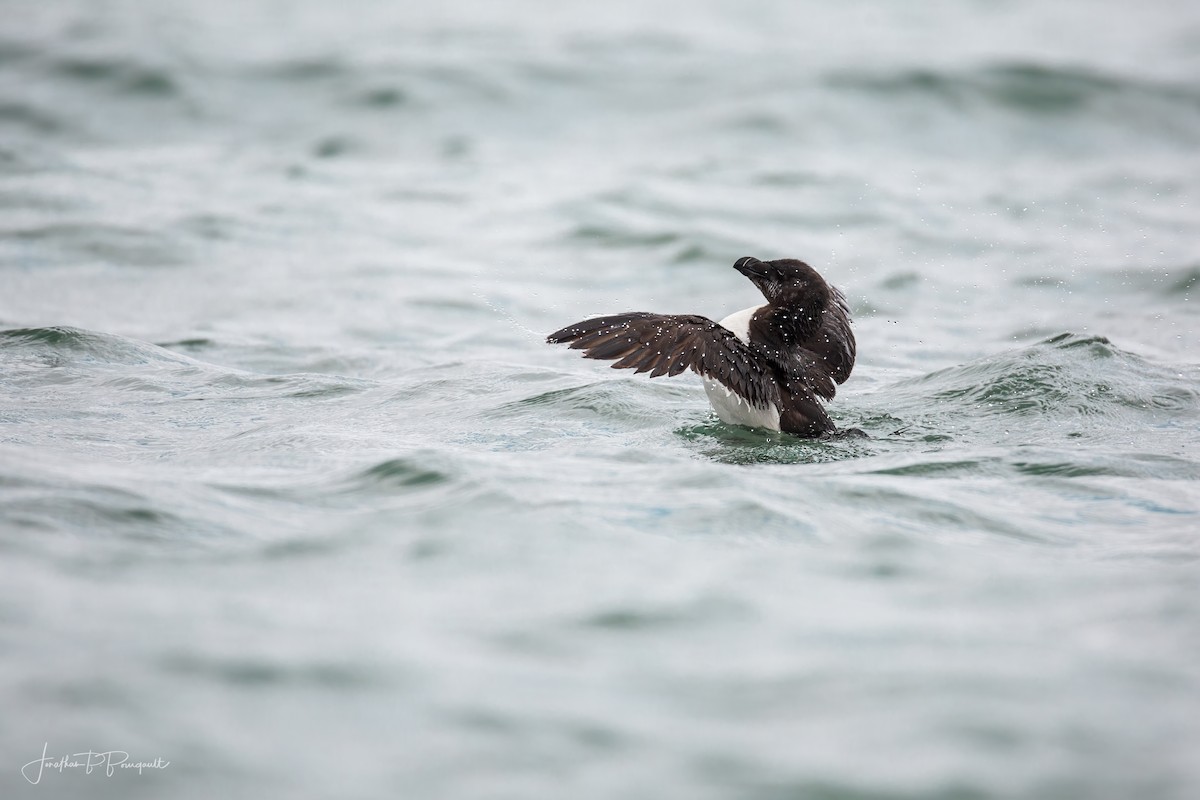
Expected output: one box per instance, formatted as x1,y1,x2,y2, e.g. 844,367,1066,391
547,256,856,438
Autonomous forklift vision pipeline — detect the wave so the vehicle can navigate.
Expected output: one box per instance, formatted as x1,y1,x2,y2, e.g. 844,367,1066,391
0,326,374,399
824,62,1200,140
0,38,36,67
7,222,187,267
1,325,199,365
353,457,452,490
0,439,242,544
894,332,1197,419
0,100,64,135
508,379,699,429
828,332,1200,482
49,55,180,98
828,61,1200,112
1016,264,1200,299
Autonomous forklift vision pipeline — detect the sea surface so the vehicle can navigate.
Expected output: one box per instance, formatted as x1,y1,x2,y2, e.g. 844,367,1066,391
2,1,1199,798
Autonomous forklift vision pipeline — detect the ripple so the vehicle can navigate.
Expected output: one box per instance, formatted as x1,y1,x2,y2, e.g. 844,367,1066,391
1016,265,1200,298
827,61,1200,117
251,56,350,82
8,222,186,267
568,223,682,249
834,483,1054,544
868,459,999,478
0,38,36,66
355,457,452,490
0,326,375,403
0,471,228,542
354,85,408,108
511,380,691,425
0,100,65,134
312,134,360,159
160,652,388,689
1168,266,1200,295
676,422,875,465
50,55,181,98
580,596,746,632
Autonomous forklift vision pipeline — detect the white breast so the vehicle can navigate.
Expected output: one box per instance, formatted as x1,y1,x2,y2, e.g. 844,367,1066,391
713,304,759,342
701,304,781,431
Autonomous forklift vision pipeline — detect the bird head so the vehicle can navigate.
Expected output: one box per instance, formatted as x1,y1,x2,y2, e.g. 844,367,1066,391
732,256,829,307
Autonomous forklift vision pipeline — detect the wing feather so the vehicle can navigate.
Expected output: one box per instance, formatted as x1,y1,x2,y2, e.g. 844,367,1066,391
805,286,856,389
548,313,780,409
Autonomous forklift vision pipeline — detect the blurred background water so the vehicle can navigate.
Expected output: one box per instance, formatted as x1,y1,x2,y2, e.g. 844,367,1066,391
2,0,1199,798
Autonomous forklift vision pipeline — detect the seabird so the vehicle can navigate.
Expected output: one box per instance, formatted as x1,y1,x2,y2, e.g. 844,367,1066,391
547,256,856,438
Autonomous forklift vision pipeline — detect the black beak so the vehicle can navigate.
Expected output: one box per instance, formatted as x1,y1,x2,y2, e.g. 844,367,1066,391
733,256,768,280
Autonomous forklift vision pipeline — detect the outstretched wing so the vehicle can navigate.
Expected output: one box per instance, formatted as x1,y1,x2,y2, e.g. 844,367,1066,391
547,312,781,409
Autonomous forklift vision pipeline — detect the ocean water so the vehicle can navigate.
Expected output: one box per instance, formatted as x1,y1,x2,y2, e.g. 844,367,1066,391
2,0,1199,797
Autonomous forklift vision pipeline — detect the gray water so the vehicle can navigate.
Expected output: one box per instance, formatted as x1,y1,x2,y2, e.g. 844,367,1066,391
2,1,1200,798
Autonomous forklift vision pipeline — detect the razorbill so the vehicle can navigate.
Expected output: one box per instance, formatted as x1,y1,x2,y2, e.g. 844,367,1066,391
547,256,856,438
